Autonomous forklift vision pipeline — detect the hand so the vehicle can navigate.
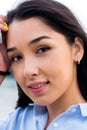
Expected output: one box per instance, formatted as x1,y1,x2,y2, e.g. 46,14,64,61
0,15,10,85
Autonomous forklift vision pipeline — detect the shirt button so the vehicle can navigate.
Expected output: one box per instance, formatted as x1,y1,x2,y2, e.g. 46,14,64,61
53,122,58,128
72,108,76,112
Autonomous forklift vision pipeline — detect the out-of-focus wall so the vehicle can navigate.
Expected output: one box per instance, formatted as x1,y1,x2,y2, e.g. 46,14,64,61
0,77,18,119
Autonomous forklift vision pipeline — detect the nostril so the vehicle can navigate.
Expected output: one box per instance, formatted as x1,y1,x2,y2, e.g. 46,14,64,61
24,64,39,79
29,73,37,79
24,70,38,79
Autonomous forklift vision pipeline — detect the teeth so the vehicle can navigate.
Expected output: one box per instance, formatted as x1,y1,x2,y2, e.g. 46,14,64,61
30,83,46,89
34,83,45,88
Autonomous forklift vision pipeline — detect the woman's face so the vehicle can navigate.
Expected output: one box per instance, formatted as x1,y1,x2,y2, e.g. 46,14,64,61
7,17,79,106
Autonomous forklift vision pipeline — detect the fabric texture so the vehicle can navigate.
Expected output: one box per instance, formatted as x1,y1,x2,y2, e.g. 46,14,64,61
0,103,87,130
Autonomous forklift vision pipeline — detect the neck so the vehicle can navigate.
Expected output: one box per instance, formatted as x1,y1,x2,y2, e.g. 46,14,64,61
46,84,86,126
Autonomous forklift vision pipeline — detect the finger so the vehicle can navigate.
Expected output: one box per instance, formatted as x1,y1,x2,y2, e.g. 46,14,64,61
0,24,8,31
0,15,6,21
0,23,8,32
0,16,8,31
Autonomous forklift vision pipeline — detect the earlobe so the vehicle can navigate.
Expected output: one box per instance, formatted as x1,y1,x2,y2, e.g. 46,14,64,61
72,37,84,64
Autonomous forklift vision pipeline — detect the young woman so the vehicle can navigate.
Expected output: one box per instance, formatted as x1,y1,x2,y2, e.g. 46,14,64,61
0,0,87,129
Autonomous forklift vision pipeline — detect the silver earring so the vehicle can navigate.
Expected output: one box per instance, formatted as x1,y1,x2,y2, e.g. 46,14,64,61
78,59,80,64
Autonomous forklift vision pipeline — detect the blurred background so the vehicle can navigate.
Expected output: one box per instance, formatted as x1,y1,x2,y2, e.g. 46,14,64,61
0,76,18,119
0,0,87,119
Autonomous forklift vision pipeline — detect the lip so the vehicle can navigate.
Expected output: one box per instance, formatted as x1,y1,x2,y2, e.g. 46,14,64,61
28,81,49,94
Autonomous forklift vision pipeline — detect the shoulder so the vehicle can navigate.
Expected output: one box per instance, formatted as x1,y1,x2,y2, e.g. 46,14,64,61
11,103,34,119
0,104,35,130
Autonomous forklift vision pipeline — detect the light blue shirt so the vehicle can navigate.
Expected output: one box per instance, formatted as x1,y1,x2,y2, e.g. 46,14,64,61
0,103,87,130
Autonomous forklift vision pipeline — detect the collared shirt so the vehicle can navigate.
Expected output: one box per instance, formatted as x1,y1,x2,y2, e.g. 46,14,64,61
0,103,87,130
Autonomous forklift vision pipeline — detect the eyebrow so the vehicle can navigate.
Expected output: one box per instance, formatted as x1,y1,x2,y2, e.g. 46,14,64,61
30,36,51,44
7,35,51,53
7,47,17,53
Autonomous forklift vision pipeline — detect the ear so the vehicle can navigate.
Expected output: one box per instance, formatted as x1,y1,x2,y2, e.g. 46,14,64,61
72,37,84,64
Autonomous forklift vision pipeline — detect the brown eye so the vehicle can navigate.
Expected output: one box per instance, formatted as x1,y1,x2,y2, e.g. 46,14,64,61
11,55,22,62
36,46,51,54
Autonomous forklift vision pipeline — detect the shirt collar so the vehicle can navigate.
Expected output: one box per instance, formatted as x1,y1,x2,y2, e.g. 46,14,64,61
28,103,47,115
28,103,87,117
33,103,47,116
79,103,87,117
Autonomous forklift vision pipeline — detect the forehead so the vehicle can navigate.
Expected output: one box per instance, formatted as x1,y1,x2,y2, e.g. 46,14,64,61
7,17,54,38
7,17,69,51
8,17,50,31
7,17,60,43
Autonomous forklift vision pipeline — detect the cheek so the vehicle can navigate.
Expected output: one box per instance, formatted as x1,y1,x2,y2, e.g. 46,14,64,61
44,51,74,84
11,64,24,84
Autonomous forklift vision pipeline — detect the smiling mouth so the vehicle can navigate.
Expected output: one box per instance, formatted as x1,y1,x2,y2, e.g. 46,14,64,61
29,81,49,89
28,81,49,94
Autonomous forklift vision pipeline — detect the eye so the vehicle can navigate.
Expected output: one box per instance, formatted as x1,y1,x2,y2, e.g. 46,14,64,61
11,55,22,63
36,46,51,55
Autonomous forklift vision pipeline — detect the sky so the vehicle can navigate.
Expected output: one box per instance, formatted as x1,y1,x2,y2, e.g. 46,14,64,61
0,0,87,31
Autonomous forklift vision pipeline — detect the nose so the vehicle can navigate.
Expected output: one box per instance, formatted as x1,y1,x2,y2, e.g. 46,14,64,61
24,58,39,79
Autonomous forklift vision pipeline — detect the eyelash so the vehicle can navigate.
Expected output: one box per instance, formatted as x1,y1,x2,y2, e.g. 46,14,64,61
10,46,51,63
36,46,51,55
11,55,22,63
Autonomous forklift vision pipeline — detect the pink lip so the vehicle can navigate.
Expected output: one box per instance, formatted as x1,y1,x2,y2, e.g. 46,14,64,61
28,81,49,94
